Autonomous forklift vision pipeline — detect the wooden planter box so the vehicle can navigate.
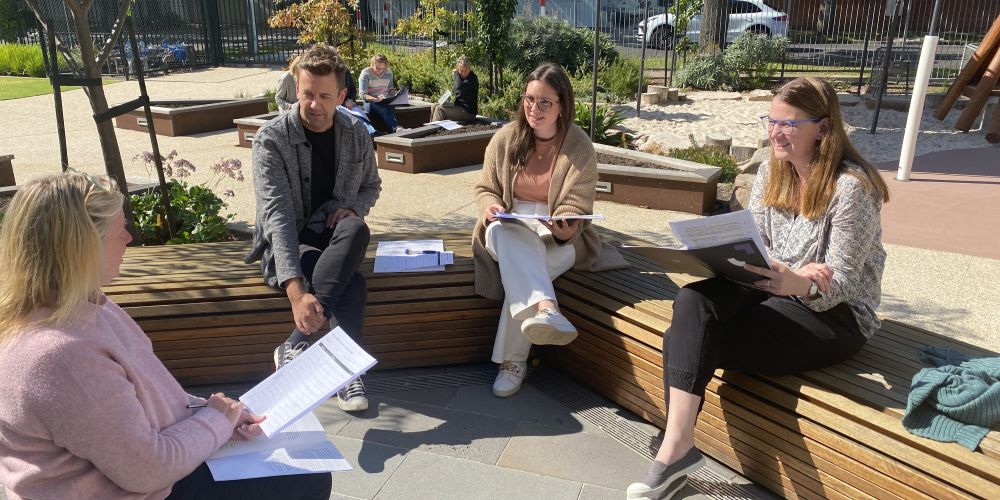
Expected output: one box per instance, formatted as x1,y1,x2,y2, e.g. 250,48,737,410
593,143,721,215
115,98,270,137
233,112,280,148
374,120,503,174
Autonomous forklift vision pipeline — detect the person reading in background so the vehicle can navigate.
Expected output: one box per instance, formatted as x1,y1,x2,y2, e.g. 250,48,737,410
359,54,404,133
0,172,332,499
431,55,479,123
627,76,890,500
472,63,627,399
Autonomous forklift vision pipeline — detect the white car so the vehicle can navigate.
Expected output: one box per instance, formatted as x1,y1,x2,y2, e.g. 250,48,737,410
638,0,788,49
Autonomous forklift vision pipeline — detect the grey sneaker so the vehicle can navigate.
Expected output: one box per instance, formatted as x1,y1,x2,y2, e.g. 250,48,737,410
273,340,310,370
337,377,369,411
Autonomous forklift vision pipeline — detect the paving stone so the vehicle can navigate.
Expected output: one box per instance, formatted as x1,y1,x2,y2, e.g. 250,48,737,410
374,450,582,500
447,383,604,435
336,399,517,465
313,397,356,435
325,436,408,499
375,386,461,407
497,421,649,490
578,484,623,499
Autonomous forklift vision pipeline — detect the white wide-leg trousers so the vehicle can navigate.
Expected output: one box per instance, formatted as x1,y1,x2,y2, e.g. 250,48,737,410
485,200,575,363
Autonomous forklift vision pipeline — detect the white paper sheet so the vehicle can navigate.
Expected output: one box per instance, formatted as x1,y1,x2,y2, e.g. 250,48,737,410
668,209,771,262
494,212,606,222
206,412,351,481
373,239,454,273
387,86,410,106
437,90,452,105
239,328,376,437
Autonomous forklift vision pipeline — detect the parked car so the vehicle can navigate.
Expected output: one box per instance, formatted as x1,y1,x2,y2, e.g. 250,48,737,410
638,0,788,49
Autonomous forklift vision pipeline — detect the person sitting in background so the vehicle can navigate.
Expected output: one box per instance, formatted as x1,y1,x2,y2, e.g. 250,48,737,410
0,172,332,499
472,63,628,399
431,56,479,123
359,54,404,133
275,55,298,113
626,76,890,500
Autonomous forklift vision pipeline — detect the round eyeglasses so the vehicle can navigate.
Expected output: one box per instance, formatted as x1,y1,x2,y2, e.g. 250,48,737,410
522,95,558,112
759,115,821,135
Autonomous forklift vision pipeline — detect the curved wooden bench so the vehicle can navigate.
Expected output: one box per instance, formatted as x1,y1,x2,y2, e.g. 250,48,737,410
547,243,1000,499
106,232,498,386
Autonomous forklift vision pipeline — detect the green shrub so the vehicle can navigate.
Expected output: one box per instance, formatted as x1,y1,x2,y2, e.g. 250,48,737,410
389,48,453,100
666,135,739,183
130,151,244,245
0,43,45,77
574,102,632,148
723,33,789,91
478,66,525,120
599,58,646,104
673,51,732,91
507,16,617,75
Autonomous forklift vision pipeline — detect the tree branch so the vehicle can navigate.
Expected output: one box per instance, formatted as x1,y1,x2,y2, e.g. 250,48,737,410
96,0,132,68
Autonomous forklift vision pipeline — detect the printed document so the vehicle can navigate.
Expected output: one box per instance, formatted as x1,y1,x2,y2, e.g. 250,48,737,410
206,412,351,481
385,86,410,106
240,327,376,437
494,212,605,222
374,239,455,273
426,119,463,130
437,90,452,105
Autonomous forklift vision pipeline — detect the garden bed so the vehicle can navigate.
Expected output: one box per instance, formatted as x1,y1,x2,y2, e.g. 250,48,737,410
233,112,279,148
374,118,505,174
593,143,721,215
115,98,269,137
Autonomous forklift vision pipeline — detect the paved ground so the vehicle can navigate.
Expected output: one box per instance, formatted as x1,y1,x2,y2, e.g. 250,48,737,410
1,66,997,499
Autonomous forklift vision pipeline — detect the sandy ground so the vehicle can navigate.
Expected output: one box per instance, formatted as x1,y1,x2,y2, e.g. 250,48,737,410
1,67,996,351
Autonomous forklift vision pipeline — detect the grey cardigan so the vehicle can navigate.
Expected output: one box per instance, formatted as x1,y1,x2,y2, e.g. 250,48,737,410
245,103,382,287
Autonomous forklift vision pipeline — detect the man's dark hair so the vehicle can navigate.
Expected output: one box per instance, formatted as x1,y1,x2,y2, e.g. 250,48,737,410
294,44,347,85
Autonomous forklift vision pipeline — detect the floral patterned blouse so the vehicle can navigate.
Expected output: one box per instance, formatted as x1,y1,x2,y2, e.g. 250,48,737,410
749,161,886,338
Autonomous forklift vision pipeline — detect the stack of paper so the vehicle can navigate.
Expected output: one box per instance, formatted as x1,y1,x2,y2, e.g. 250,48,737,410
425,119,463,130
373,239,455,273
494,212,605,222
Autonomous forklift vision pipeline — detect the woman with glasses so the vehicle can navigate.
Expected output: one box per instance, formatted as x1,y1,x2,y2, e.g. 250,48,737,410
0,173,332,499
359,54,403,133
627,77,890,500
472,63,627,398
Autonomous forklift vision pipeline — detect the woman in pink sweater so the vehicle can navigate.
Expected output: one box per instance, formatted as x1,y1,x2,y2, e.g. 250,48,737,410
0,173,332,499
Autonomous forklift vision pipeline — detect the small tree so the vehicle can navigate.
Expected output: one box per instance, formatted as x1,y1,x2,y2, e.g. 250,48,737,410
701,0,729,51
468,0,517,94
393,0,466,65
268,0,370,71
24,0,137,234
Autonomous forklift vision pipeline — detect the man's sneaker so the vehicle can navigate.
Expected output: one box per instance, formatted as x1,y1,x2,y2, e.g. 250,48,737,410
274,340,310,370
337,377,369,411
492,360,527,397
521,308,578,346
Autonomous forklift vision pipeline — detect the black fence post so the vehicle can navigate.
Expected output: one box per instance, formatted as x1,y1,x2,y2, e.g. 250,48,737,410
203,0,224,66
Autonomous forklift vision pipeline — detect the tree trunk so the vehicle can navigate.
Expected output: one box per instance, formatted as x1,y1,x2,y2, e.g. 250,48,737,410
701,0,729,51
71,7,138,238
817,0,836,35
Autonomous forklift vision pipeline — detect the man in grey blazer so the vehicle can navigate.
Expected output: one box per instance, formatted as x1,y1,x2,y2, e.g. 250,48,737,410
245,44,381,412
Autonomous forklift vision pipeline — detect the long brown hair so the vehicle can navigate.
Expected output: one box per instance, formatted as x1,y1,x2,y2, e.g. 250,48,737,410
507,63,575,170
764,77,889,219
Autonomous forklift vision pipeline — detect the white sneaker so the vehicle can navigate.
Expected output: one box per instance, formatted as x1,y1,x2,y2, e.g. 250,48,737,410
337,377,369,412
492,361,527,397
521,308,578,346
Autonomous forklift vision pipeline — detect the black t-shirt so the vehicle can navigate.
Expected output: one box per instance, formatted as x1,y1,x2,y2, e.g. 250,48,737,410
304,126,337,216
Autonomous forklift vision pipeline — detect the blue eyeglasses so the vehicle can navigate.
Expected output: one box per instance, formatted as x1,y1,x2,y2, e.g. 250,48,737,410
759,115,822,134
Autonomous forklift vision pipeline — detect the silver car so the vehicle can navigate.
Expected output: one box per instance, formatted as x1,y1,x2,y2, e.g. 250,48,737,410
638,0,788,49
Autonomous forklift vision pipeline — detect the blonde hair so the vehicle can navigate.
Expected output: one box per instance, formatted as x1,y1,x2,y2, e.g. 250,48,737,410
765,77,889,219
0,173,124,341
371,54,389,66
294,43,346,83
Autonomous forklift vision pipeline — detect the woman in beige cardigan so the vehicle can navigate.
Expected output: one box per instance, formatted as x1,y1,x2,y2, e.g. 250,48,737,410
472,63,627,398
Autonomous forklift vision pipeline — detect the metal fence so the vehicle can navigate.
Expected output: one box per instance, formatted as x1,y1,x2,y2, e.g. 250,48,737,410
11,0,999,94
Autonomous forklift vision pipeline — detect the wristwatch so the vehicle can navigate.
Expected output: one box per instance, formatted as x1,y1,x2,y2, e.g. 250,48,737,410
805,281,819,299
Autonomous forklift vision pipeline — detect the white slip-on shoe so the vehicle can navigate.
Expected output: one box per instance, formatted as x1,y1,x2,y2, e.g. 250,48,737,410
626,448,705,499
521,308,578,346
492,361,527,397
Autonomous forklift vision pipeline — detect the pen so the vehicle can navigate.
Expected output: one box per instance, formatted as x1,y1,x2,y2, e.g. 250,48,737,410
404,249,439,255
186,403,207,408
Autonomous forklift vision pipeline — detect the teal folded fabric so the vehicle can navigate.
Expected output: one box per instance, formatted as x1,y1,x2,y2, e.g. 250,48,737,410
902,346,1000,451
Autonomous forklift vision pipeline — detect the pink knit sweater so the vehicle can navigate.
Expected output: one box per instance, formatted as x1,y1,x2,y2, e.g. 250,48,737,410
0,297,235,499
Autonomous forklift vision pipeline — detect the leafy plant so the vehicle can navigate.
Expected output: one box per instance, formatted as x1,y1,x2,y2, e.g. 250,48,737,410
267,0,371,71
0,43,45,77
574,102,633,148
467,0,517,94
666,135,739,183
507,16,617,75
389,48,454,100
723,33,789,91
598,57,646,104
130,151,245,245
673,50,731,91
392,0,467,65
478,66,524,120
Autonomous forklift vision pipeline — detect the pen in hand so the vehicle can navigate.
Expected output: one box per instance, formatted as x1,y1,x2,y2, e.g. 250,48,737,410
186,403,208,408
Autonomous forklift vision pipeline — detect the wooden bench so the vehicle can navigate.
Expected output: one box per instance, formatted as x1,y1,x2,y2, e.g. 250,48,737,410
546,244,1000,499
106,232,498,386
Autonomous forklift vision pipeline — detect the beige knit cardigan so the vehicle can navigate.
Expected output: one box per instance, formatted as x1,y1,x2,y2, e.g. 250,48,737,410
472,123,629,301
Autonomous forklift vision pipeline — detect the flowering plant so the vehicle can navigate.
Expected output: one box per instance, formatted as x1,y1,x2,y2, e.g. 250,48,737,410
130,151,246,245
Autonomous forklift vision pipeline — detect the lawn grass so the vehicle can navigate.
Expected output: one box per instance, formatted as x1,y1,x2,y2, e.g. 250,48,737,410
0,76,115,100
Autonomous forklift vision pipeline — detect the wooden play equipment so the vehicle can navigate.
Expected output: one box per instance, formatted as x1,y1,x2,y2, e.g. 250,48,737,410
934,13,1000,143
